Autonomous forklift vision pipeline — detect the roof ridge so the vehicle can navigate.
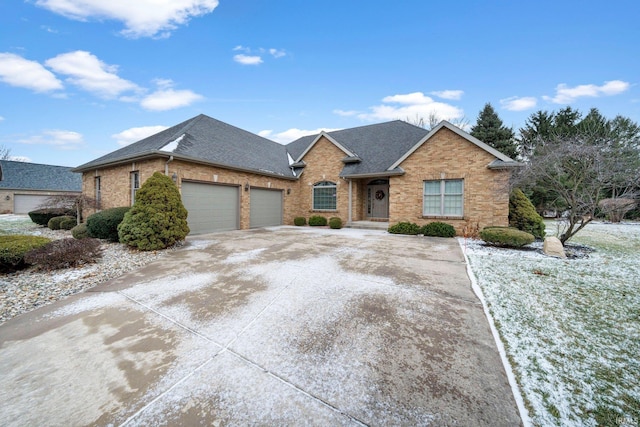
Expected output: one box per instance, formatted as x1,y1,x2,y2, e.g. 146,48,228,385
0,159,74,169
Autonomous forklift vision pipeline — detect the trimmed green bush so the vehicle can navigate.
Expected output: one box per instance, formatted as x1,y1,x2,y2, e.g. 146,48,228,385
388,222,420,235
118,172,190,251
329,217,342,229
28,208,75,226
0,235,51,271
308,215,327,226
420,222,456,238
479,226,535,247
48,215,75,230
86,207,130,241
294,217,306,226
509,188,545,239
25,238,102,270
71,223,91,239
59,217,77,230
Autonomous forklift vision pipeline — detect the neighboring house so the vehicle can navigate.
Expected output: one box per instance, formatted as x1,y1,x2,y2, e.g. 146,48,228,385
0,160,82,214
73,114,520,235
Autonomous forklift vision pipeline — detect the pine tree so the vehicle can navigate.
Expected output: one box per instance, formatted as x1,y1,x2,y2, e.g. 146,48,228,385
470,103,518,159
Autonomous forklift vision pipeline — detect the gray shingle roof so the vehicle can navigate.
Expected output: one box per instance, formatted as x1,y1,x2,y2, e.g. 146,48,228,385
286,120,430,177
0,160,82,191
74,114,295,178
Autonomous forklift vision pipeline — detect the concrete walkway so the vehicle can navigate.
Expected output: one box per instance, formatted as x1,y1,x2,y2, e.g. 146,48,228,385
0,226,521,426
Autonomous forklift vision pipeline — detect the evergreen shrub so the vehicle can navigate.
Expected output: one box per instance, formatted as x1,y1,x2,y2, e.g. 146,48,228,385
294,217,306,226
71,223,91,239
329,217,342,229
479,226,535,247
48,215,75,230
118,172,190,251
28,208,75,226
60,217,77,230
420,222,456,237
86,207,130,241
388,222,420,235
25,238,102,270
509,188,545,239
308,215,327,226
0,235,51,271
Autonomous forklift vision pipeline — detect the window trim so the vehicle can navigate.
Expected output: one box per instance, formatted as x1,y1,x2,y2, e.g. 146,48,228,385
422,178,464,217
130,171,140,205
312,181,337,211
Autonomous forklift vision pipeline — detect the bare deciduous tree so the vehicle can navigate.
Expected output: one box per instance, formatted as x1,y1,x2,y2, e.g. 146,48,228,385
0,145,10,160
38,194,99,224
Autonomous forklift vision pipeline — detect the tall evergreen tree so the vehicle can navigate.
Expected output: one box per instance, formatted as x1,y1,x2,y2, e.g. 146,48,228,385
470,103,518,159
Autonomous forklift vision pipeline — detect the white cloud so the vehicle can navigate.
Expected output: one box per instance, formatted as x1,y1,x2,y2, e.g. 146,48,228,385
259,127,342,144
45,50,140,99
18,130,84,150
8,156,31,162
357,91,464,123
140,82,203,111
233,54,263,65
333,109,359,117
112,125,169,146
0,116,4,121
500,96,537,111
269,48,286,58
430,90,464,100
34,0,219,38
0,53,63,92
543,80,631,104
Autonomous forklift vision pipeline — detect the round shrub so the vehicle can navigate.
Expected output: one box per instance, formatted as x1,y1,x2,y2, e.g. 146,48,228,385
0,235,51,271
118,172,190,251
308,215,327,226
420,222,456,238
294,217,306,226
388,222,420,235
48,215,75,230
509,188,545,239
86,207,130,241
479,226,535,248
329,217,342,229
28,208,75,226
25,238,102,270
71,223,91,239
59,217,77,230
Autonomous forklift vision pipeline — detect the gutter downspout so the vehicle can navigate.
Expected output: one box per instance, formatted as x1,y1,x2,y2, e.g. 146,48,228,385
348,179,353,227
165,155,174,176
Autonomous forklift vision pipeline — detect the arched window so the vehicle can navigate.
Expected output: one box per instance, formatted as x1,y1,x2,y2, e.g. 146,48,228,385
313,181,337,210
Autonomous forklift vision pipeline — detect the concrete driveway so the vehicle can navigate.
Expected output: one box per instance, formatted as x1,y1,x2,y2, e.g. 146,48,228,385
0,227,521,426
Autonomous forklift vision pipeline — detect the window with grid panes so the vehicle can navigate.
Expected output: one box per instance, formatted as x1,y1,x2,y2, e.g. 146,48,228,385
423,179,463,216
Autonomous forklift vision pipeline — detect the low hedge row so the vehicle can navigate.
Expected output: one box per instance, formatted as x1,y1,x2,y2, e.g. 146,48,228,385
387,221,456,238
479,226,534,247
28,208,75,226
0,235,51,271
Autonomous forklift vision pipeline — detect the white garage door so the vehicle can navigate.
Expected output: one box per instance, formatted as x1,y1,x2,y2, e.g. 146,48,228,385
181,182,239,235
14,194,49,214
250,188,283,228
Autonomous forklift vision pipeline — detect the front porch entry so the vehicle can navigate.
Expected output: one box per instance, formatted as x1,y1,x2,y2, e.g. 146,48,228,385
366,179,389,220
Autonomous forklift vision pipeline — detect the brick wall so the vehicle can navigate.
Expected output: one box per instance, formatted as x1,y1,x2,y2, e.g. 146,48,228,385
390,127,512,234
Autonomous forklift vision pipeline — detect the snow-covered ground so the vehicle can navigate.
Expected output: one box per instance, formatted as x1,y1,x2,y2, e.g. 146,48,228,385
462,221,640,427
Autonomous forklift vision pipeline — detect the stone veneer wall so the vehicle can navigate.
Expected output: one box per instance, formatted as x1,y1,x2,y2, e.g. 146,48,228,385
389,127,511,234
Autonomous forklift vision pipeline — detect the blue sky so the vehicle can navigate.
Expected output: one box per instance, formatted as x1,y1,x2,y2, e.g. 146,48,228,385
1,0,638,167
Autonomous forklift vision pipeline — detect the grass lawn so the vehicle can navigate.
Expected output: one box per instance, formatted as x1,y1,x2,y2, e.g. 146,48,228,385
463,221,640,427
0,215,38,235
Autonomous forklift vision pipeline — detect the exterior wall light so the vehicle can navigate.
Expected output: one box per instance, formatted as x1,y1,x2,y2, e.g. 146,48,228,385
171,172,178,183
245,183,250,191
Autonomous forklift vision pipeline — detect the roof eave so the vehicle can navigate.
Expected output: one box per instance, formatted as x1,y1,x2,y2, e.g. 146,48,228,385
74,151,298,181
340,168,405,179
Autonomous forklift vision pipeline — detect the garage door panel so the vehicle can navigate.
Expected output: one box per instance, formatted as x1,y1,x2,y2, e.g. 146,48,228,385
181,182,239,234
250,189,283,228
14,195,49,214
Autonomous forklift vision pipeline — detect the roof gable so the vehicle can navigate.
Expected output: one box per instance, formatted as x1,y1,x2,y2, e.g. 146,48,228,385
0,160,82,191
388,121,519,170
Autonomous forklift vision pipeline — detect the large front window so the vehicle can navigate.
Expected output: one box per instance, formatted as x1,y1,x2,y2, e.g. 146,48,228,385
313,181,337,210
423,179,463,217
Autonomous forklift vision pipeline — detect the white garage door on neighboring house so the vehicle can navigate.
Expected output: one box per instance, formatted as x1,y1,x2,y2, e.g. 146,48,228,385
14,194,49,214
250,188,283,228
181,181,239,235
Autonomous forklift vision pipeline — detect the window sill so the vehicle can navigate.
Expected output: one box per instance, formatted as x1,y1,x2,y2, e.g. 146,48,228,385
310,209,338,213
422,215,465,220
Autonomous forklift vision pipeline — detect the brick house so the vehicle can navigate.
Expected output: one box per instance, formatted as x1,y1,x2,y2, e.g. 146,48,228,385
0,160,82,214
73,114,520,235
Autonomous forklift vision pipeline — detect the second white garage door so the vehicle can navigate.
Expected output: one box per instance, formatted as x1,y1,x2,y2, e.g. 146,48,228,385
181,181,239,234
14,194,49,214
250,188,283,228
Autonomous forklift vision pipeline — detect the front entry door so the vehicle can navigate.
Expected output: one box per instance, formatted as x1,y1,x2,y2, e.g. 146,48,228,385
367,180,389,219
